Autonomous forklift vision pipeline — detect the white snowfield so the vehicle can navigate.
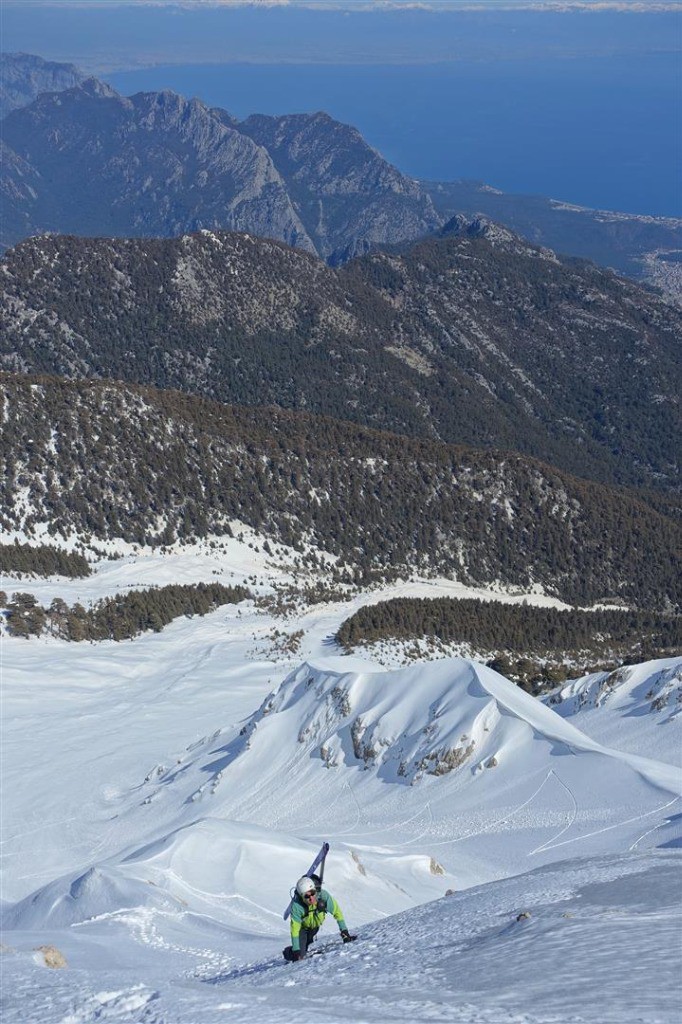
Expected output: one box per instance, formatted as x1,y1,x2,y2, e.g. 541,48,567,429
1,541,681,1023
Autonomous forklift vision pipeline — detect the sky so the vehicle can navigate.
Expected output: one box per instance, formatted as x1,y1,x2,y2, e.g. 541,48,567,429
3,1,679,8
2,1,680,70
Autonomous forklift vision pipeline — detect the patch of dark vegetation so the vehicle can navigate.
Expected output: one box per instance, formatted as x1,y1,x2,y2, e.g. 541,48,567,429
2,375,680,612
2,227,680,493
336,596,682,692
4,582,250,641
0,541,90,578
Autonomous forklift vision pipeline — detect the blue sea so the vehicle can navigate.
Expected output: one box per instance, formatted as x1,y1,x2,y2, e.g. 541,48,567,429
108,54,681,219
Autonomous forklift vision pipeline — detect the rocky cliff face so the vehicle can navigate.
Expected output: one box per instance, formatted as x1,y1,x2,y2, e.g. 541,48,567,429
239,111,440,263
0,79,439,260
2,54,679,298
2,227,680,492
0,80,313,253
0,52,87,119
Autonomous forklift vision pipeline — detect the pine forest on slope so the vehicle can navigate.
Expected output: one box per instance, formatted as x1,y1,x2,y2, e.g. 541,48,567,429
426,179,682,297
336,596,681,686
2,227,680,494
3,582,249,642
2,373,679,612
0,540,91,578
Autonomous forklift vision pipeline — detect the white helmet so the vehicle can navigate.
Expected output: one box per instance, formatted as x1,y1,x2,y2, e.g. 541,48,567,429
296,876,316,898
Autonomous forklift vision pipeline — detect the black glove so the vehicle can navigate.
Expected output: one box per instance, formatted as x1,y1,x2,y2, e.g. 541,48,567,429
340,930,356,943
291,950,302,961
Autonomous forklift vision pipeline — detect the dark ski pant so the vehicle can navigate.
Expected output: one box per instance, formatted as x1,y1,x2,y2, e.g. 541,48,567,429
283,926,319,960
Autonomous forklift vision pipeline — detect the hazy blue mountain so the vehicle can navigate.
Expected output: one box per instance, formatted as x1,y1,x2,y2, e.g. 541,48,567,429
0,78,439,261
0,52,86,119
1,55,679,300
0,78,313,253
238,111,440,264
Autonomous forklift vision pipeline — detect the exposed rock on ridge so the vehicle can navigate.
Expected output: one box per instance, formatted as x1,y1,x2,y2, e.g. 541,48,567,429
0,81,312,252
0,52,87,119
239,111,440,263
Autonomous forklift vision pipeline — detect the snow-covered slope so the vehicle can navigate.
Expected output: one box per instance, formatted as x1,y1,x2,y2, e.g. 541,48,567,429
546,659,682,766
2,850,680,1024
2,546,681,1023
4,653,680,956
112,657,680,895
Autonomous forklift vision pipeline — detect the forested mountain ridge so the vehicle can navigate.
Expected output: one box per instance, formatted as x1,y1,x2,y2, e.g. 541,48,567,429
426,180,682,303
2,227,680,492
2,373,680,612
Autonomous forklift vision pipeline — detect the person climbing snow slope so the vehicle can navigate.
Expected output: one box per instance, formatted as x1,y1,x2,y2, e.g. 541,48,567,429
283,875,355,961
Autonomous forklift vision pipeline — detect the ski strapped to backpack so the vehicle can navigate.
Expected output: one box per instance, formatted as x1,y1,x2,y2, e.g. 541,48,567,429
283,841,329,920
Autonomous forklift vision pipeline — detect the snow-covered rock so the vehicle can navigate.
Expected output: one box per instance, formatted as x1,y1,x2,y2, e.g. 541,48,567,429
546,658,682,767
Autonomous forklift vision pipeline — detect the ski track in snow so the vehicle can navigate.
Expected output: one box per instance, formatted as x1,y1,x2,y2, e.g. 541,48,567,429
529,794,681,857
527,770,578,855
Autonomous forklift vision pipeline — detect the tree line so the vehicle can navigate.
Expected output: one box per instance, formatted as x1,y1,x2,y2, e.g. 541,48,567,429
3,582,249,641
336,596,681,690
0,541,91,578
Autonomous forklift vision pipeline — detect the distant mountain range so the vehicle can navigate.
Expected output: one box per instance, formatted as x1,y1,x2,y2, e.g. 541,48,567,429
0,71,439,266
0,52,86,119
1,53,680,301
2,227,680,493
2,372,680,611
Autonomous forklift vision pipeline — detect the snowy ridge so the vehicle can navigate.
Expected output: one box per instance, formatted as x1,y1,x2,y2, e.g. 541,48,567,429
546,658,682,767
1,864,183,931
241,657,677,786
207,656,681,796
111,657,682,912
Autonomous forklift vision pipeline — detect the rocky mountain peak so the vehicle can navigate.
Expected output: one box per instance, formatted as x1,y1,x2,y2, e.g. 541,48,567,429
0,81,312,253
241,108,422,196
439,213,517,245
76,77,121,102
0,75,439,262
0,52,87,119
132,88,209,123
239,108,440,262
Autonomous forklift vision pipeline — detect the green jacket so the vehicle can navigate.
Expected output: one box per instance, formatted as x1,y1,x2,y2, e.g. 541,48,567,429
290,888,347,952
